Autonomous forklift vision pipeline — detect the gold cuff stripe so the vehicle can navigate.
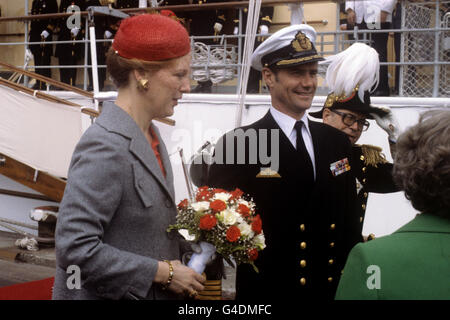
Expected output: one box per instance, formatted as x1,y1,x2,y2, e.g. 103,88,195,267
261,16,272,23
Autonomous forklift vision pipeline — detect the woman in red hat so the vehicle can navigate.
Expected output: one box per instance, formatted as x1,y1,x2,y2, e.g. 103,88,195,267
53,13,205,300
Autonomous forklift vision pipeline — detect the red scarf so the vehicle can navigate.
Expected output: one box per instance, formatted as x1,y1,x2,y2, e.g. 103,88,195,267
149,127,166,178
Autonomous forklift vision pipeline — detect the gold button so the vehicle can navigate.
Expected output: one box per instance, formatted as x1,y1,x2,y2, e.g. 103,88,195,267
328,277,333,282
362,178,367,184
364,192,368,198
362,167,367,172
299,224,305,232
300,242,307,249
300,260,306,268
360,216,363,223
360,155,365,161
329,242,335,248
330,223,336,230
328,259,334,265
362,204,366,210
300,277,306,286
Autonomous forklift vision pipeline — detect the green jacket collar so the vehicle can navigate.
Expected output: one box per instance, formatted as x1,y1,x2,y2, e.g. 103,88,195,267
396,213,450,234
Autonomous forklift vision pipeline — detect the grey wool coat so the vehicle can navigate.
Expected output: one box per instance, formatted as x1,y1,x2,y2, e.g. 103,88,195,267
52,102,181,300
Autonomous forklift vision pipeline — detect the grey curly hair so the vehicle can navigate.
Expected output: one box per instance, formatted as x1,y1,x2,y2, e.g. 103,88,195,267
393,109,450,217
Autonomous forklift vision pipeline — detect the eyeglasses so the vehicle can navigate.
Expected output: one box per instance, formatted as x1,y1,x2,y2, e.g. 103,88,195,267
330,109,370,131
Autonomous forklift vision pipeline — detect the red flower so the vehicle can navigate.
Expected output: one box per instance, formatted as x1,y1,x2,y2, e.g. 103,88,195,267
248,248,258,261
199,214,217,230
177,199,188,210
210,199,227,213
251,214,262,235
230,188,244,200
196,189,213,202
226,225,241,242
237,203,250,217
212,188,227,194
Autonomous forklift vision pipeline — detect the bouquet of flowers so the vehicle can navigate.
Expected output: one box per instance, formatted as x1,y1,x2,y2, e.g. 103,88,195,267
168,186,266,274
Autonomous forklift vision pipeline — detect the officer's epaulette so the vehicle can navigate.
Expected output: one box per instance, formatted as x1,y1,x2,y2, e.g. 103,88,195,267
358,144,389,168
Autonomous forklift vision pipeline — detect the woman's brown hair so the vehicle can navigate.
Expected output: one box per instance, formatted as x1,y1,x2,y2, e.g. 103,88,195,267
106,47,169,88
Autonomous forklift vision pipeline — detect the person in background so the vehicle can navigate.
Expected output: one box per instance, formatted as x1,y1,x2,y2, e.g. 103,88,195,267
168,0,227,93
52,13,205,300
29,0,58,89
233,1,274,93
56,0,86,87
345,0,398,96
335,109,450,300
85,0,117,91
309,42,401,240
207,24,360,301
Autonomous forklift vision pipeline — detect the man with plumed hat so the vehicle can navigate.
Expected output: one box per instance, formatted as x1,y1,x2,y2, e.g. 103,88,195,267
207,24,361,300
53,13,205,300
309,42,401,241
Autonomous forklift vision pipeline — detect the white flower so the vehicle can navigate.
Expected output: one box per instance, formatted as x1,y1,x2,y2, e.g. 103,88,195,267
214,192,231,202
219,208,240,225
191,201,210,212
237,199,249,207
253,233,266,250
238,222,254,238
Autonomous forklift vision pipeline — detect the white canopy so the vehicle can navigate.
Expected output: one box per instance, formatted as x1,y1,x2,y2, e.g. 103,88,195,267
0,85,82,178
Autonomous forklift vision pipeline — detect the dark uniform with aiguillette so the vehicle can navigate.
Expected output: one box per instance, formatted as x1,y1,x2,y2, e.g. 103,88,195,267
205,25,361,301
55,0,86,86
29,0,58,89
309,41,401,241
352,144,398,237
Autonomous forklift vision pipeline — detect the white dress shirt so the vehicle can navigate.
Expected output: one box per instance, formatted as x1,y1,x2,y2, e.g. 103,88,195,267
270,106,316,180
345,0,397,24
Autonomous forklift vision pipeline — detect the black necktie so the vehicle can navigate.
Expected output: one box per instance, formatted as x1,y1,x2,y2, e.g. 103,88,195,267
294,121,314,182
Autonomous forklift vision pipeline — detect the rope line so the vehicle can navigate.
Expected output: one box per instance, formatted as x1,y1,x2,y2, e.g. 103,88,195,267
191,41,238,84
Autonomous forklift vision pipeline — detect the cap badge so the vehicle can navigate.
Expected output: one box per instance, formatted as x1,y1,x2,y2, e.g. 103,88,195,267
325,86,360,108
292,31,312,52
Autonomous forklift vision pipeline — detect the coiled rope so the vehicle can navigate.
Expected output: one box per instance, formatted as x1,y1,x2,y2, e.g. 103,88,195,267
191,41,238,84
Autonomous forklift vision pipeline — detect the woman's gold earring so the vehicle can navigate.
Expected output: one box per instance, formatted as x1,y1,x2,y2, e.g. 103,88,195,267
137,79,149,91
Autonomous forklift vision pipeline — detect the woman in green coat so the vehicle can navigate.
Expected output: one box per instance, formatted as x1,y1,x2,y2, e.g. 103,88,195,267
335,109,450,300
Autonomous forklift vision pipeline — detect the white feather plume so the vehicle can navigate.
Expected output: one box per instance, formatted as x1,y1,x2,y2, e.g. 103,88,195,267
321,42,380,102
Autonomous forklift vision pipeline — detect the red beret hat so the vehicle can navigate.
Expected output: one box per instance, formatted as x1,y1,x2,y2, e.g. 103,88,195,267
112,14,191,62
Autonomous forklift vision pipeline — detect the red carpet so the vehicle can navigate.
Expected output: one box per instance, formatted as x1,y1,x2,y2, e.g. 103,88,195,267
0,277,54,300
